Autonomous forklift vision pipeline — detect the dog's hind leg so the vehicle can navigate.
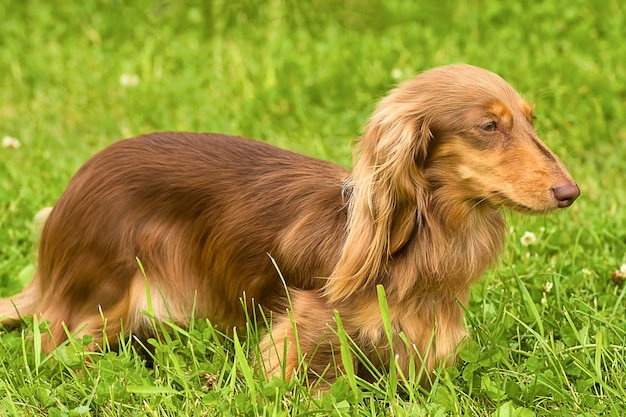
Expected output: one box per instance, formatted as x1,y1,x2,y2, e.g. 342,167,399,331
35,286,139,353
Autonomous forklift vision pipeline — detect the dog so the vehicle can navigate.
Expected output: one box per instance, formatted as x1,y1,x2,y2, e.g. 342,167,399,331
0,64,578,386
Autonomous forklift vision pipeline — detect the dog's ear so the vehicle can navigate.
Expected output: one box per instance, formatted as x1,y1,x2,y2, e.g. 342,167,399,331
325,98,432,302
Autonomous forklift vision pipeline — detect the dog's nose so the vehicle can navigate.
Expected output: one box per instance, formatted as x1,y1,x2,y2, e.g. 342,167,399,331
553,183,580,207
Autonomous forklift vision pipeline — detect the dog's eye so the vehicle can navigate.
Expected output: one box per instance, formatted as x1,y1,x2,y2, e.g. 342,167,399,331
481,122,497,132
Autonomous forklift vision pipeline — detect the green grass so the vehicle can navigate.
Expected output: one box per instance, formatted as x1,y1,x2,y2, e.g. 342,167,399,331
1,0,625,415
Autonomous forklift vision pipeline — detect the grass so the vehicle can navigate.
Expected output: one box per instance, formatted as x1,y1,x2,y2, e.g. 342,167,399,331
1,0,625,415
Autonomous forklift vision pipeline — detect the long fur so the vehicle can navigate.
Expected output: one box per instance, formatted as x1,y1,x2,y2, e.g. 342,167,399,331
0,65,578,386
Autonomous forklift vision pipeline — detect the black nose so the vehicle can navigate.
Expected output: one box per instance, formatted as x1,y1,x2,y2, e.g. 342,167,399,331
553,183,580,208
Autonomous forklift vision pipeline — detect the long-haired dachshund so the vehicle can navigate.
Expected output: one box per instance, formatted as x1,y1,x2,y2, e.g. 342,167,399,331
0,64,578,385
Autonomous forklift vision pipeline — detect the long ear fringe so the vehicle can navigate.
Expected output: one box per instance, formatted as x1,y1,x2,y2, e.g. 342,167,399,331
324,100,433,303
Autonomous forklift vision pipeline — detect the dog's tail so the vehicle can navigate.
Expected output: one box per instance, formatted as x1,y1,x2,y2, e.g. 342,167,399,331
0,282,41,323
0,207,51,323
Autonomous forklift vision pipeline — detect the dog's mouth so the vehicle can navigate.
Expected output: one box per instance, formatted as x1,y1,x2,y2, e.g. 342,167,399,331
489,191,556,214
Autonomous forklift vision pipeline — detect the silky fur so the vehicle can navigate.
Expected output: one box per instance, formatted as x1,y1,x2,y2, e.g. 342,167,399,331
0,64,578,386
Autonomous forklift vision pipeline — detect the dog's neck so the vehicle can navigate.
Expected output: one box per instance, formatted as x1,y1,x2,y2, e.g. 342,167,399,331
386,193,507,303
336,176,507,303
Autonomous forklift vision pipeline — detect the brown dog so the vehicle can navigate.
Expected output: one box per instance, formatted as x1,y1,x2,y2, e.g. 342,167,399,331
0,65,578,386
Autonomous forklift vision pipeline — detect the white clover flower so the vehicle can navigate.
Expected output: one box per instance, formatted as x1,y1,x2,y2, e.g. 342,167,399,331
543,281,553,292
119,73,140,87
520,231,536,247
2,136,20,149
391,68,403,81
540,296,547,306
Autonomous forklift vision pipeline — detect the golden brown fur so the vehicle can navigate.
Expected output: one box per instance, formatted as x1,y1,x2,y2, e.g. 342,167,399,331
0,65,578,386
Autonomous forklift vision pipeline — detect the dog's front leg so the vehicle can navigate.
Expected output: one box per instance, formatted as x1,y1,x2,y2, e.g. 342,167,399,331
258,290,346,389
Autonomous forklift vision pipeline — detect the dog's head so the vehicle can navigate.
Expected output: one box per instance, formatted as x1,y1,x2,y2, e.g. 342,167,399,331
327,65,578,301
362,64,578,217
414,65,579,214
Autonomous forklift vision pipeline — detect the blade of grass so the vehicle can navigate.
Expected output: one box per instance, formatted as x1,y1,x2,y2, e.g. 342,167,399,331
32,314,41,374
333,310,358,394
376,285,397,399
233,331,258,414
512,270,544,336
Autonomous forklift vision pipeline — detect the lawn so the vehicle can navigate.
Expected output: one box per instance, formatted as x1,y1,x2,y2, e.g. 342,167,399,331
1,0,625,415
